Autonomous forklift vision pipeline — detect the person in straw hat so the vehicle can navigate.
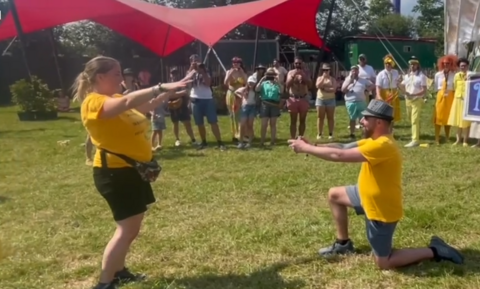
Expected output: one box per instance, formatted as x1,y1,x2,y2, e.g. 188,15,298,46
375,54,401,123
288,99,464,270
255,67,282,146
398,56,428,148
315,63,337,140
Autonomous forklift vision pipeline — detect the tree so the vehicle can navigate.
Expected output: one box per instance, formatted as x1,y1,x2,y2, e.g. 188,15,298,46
317,0,368,61
368,0,393,19
412,0,444,56
366,14,416,37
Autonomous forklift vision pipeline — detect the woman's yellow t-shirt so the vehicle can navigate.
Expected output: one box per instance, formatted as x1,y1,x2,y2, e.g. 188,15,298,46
81,92,152,168
356,136,403,223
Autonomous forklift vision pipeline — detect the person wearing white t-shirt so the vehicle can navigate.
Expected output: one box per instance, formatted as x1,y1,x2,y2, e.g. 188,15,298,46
234,74,257,148
398,57,428,148
183,54,225,150
358,54,376,92
342,65,374,139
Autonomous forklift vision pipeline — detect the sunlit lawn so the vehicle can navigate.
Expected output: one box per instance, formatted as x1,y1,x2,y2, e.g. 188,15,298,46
1,101,480,289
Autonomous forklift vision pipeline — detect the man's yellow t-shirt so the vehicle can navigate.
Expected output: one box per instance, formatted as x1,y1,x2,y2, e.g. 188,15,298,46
356,136,403,222
81,92,152,168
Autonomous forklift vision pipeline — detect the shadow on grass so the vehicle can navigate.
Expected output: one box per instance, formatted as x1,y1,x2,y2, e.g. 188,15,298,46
395,248,480,278
143,257,316,289
52,115,79,122
0,128,46,135
0,196,9,204
155,148,206,160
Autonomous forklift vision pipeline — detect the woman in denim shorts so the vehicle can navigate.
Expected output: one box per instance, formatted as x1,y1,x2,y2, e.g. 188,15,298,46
235,74,258,148
315,63,337,140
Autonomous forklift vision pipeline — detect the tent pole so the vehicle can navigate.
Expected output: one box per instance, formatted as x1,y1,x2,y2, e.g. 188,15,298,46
252,26,260,69
203,47,212,64
210,47,226,72
7,0,32,79
313,0,336,80
160,26,171,83
48,29,64,91
2,36,17,56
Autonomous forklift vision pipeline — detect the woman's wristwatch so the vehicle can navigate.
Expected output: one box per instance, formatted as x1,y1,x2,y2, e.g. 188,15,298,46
151,83,167,96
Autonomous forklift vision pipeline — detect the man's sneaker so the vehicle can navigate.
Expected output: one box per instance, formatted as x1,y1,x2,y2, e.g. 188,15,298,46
316,134,322,140
92,282,117,289
318,240,355,256
218,144,226,151
174,140,181,147
197,142,207,150
429,236,464,264
404,141,419,148
244,143,251,149
237,143,245,149
114,267,146,284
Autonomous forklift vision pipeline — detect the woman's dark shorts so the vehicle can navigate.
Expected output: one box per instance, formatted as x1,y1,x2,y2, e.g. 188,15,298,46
93,167,155,221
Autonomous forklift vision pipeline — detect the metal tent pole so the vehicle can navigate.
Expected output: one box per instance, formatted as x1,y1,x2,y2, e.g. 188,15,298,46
252,26,260,69
313,0,336,80
7,0,31,79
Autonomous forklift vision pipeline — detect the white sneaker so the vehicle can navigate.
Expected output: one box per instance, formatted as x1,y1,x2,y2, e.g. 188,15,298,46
244,143,251,149
328,135,333,140
175,140,181,147
316,135,322,140
237,143,245,149
404,141,419,148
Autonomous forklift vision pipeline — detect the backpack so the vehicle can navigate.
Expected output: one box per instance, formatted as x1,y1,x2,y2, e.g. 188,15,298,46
261,81,280,102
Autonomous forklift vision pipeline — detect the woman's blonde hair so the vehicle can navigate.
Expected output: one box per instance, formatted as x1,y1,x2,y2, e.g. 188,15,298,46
72,56,118,103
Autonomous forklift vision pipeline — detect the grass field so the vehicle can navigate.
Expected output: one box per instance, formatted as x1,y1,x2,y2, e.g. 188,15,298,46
1,101,480,289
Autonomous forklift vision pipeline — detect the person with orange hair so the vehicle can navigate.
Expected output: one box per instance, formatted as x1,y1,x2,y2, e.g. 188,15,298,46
433,55,457,144
375,54,401,123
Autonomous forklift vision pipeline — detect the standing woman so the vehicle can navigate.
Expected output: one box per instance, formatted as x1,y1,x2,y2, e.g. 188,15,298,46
315,63,336,140
120,68,139,94
448,58,470,146
74,56,189,289
433,54,457,144
256,68,282,146
376,54,401,123
224,57,247,142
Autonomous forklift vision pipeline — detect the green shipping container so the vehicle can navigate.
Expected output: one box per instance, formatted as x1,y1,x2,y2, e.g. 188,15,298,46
343,36,436,71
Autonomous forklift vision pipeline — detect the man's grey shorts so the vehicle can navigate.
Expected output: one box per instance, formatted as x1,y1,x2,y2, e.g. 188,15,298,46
346,185,397,257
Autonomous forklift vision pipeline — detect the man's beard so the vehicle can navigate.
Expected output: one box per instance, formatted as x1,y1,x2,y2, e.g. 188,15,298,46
363,126,373,138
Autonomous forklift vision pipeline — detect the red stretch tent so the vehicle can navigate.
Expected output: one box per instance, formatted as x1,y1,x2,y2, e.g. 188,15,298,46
0,0,325,56
0,0,195,56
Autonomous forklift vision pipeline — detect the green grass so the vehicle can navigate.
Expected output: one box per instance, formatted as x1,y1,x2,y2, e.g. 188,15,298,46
1,101,480,289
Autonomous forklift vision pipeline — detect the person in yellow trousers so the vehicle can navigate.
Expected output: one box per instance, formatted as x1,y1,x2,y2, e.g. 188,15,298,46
376,54,401,123
398,56,428,148
433,55,458,144
448,58,471,146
